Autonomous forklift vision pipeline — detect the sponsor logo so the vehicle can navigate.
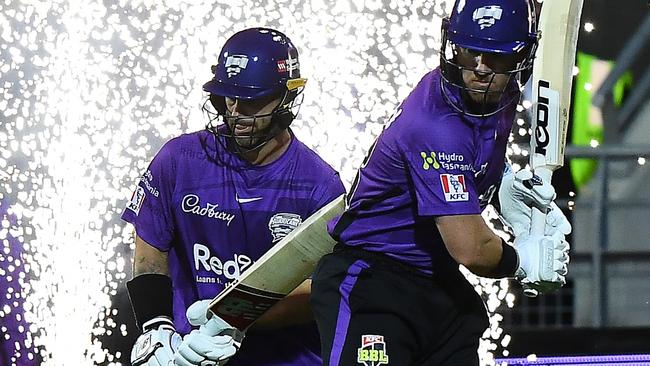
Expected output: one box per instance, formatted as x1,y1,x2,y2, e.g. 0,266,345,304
277,58,299,75
235,193,263,204
473,5,502,29
357,335,389,366
127,186,145,214
421,151,440,170
440,174,469,202
193,243,253,283
268,213,302,242
421,151,473,172
534,79,559,156
181,194,235,226
225,54,249,78
141,170,159,197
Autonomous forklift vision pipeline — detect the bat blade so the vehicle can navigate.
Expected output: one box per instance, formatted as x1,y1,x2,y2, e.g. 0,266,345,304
525,0,584,297
530,0,584,176
208,194,345,330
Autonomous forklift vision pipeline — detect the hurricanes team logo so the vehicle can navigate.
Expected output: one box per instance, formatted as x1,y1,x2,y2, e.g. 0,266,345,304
440,174,469,202
268,213,302,242
472,5,502,29
357,335,389,366
225,54,249,77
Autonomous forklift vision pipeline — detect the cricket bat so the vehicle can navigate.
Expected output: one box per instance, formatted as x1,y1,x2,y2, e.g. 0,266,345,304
208,194,345,330
526,0,584,296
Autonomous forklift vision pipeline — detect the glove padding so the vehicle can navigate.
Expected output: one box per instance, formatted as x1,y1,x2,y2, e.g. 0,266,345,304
515,231,570,294
174,300,244,366
499,169,571,237
131,317,182,366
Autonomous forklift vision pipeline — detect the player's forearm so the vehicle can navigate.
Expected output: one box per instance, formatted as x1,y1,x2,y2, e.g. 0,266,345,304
460,235,504,277
248,279,313,331
436,214,508,277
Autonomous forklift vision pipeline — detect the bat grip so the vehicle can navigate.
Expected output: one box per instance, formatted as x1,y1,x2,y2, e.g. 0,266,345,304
522,208,547,297
523,166,554,297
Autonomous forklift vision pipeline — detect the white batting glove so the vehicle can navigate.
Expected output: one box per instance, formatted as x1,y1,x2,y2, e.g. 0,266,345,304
131,317,182,366
499,168,571,237
515,231,570,294
174,300,244,366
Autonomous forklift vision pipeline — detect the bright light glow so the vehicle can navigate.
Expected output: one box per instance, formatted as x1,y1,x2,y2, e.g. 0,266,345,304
573,66,580,76
639,157,647,165
1,0,516,365
584,22,595,32
590,139,600,148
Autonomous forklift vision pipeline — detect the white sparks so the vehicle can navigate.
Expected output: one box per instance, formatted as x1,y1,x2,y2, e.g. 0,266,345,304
0,1,517,365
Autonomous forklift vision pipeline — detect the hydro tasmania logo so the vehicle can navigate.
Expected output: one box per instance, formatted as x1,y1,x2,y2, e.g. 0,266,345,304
357,335,389,366
440,174,469,202
472,5,502,29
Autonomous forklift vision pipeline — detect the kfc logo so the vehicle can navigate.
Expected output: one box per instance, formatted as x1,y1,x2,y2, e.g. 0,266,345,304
440,174,469,202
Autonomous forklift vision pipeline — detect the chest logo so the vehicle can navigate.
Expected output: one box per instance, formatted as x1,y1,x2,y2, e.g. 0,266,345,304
235,193,263,204
268,213,302,242
181,194,235,226
440,174,470,202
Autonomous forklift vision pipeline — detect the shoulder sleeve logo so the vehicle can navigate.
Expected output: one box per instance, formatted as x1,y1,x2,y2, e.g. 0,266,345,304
127,186,145,215
440,174,469,202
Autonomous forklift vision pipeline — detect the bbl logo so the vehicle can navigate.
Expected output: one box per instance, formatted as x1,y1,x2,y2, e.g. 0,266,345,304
357,335,389,366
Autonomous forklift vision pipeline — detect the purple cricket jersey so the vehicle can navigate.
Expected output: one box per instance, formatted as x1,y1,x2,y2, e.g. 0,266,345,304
328,68,517,273
122,129,345,365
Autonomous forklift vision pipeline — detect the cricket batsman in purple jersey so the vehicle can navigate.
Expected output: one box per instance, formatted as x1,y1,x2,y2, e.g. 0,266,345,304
311,1,572,365
121,28,345,366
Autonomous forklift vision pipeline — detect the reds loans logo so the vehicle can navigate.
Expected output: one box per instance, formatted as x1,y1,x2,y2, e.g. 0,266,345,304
357,335,389,366
473,5,502,29
268,213,302,242
440,174,469,202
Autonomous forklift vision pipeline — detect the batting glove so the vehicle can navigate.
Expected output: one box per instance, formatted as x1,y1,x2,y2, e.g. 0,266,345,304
131,316,182,366
499,168,571,237
515,231,570,294
174,300,245,366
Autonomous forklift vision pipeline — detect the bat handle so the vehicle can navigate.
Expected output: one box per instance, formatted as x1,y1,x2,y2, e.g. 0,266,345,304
523,167,554,297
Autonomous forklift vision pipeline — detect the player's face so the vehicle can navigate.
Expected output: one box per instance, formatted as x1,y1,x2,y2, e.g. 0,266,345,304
455,47,520,105
225,94,282,147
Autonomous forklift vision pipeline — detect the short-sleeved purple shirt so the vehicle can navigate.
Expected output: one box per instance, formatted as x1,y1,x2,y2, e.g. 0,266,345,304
122,129,345,365
329,68,516,273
